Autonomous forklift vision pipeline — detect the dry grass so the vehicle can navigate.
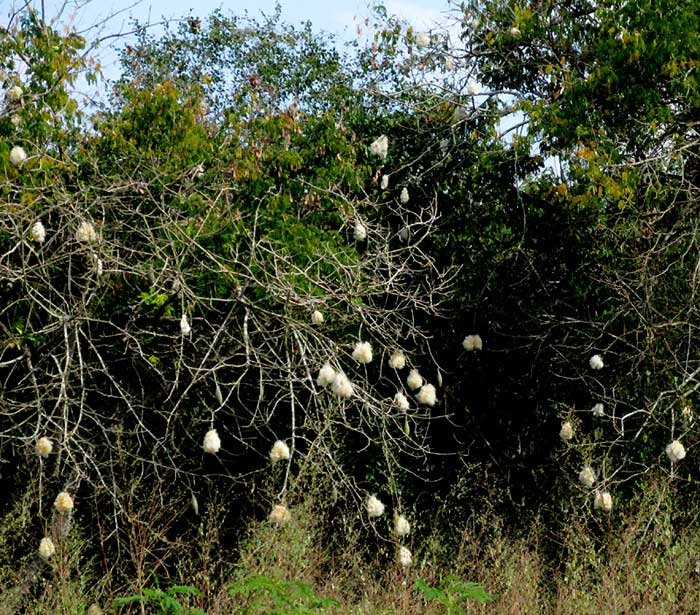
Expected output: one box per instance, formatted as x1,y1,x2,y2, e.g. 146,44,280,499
3,480,700,614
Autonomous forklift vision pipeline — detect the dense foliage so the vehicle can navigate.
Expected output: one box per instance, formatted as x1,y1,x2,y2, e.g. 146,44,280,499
1,0,699,611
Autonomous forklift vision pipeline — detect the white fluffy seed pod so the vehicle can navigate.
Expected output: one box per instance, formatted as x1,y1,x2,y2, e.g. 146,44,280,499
9,145,26,165
366,494,385,518
398,545,413,567
400,187,409,204
406,369,423,391
269,440,290,463
589,354,604,370
35,436,53,458
380,174,389,190
369,135,388,160
462,334,483,351
54,491,74,514
203,429,221,454
331,371,353,398
666,440,686,464
394,392,410,412
467,79,479,96
389,351,406,370
394,512,411,537
7,85,23,102
180,313,191,336
311,310,324,325
444,56,455,71
354,221,367,242
591,403,604,417
509,26,521,37
269,504,291,525
76,221,98,243
31,221,46,243
415,31,430,48
416,383,437,406
353,341,373,364
39,537,55,561
11,114,21,127
578,465,596,488
594,491,613,512
559,421,574,441
317,363,337,387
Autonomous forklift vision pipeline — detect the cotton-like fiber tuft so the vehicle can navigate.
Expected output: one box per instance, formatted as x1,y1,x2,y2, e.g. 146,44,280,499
35,437,53,458
594,490,613,512
398,545,412,567
394,512,410,537
353,341,373,364
203,429,221,454
180,314,191,336
54,491,74,513
589,354,604,370
39,537,55,561
270,440,290,463
666,440,686,463
416,383,437,406
394,392,410,411
317,363,337,388
366,494,385,518
9,146,26,165
369,135,388,160
416,32,430,48
462,334,483,351
31,221,46,243
406,369,422,391
559,421,574,441
331,372,353,398
389,351,406,370
76,221,98,243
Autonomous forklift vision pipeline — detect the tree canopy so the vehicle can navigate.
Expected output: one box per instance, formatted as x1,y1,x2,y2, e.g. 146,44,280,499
1,0,699,609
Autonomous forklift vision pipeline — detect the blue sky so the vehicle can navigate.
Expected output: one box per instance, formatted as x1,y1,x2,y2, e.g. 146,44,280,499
75,0,453,35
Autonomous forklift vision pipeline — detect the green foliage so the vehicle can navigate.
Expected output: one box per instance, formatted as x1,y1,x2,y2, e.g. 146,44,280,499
470,0,700,151
115,8,358,119
227,574,339,615
96,80,211,162
0,5,89,155
5,2,700,612
420,0,700,522
415,577,493,615
114,585,206,615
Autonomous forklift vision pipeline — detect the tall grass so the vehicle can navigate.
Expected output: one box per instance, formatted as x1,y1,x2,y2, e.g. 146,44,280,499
2,478,700,614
